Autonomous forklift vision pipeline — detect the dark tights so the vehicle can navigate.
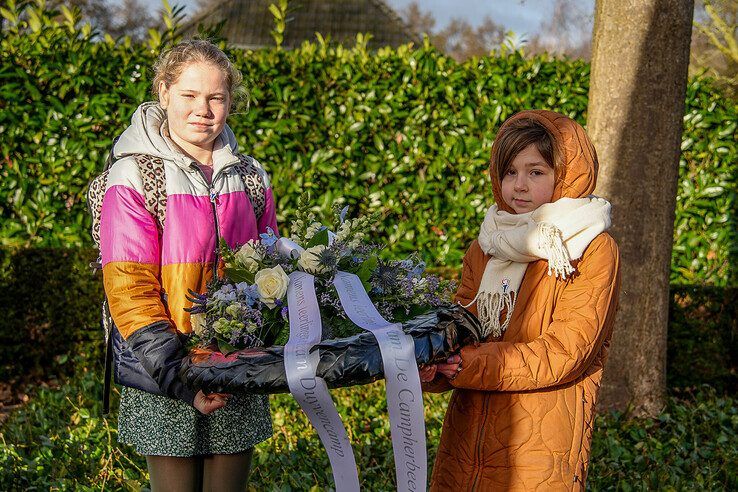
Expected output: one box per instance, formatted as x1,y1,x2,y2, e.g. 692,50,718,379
146,449,254,492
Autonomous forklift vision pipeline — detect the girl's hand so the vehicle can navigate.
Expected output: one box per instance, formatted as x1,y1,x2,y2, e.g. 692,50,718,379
436,354,463,379
193,390,230,414
419,364,438,383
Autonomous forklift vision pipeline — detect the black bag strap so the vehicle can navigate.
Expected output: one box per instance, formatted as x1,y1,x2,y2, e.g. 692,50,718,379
102,298,114,414
102,324,113,415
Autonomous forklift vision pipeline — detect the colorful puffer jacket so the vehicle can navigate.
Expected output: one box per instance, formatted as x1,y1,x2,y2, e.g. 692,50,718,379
100,102,277,403
429,110,621,491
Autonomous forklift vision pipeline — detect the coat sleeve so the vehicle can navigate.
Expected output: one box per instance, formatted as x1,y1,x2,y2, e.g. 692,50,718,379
450,234,620,392
101,160,196,404
422,242,485,393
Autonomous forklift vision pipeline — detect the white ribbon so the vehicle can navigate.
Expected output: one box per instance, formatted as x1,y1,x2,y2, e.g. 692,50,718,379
284,271,360,491
276,237,305,259
333,271,427,492
279,234,427,491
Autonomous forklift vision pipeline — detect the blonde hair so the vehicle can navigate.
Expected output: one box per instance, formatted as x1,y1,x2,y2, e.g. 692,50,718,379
152,39,246,110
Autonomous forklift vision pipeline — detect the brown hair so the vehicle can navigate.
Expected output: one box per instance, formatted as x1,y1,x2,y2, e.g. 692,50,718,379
491,117,561,182
152,39,246,110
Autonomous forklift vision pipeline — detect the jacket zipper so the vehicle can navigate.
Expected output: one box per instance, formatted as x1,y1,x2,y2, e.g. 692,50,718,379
470,392,491,491
191,162,238,280
209,188,221,280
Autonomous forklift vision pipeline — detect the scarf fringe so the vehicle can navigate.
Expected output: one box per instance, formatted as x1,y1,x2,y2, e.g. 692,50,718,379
474,291,516,340
537,222,574,279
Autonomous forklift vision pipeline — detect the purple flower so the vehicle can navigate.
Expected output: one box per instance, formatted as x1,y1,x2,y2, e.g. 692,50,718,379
260,227,279,248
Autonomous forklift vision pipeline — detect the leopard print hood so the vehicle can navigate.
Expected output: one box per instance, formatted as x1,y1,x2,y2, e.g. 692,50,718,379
113,101,240,172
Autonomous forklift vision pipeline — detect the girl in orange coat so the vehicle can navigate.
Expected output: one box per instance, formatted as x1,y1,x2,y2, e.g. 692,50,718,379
422,110,621,490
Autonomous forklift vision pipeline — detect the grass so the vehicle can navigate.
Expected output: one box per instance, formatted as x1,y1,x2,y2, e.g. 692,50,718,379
1,355,736,491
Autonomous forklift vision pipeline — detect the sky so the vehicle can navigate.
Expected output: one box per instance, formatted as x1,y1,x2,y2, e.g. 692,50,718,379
137,0,596,40
389,0,563,34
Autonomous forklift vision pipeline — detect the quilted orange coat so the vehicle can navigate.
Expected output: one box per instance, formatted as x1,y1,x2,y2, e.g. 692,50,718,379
428,110,621,491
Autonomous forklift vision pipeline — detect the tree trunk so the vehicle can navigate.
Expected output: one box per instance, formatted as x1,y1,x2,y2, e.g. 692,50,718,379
587,0,694,416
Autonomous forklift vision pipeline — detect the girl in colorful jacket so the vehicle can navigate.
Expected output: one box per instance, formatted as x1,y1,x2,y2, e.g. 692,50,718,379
422,110,621,490
100,40,277,490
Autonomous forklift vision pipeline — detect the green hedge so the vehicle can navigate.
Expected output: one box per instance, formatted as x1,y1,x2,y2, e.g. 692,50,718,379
0,248,102,383
668,286,738,393
1,361,736,490
1,2,737,285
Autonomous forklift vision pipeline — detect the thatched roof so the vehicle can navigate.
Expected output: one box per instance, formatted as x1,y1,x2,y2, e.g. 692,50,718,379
180,0,421,50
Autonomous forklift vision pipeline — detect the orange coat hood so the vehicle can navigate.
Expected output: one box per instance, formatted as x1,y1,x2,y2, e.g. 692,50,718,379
490,110,599,213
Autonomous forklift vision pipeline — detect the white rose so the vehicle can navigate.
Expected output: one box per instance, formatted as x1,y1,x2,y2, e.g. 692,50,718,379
234,240,262,273
254,265,290,308
297,245,330,274
190,312,206,336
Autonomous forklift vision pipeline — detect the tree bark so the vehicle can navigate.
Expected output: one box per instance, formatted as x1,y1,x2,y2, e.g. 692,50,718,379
587,0,694,416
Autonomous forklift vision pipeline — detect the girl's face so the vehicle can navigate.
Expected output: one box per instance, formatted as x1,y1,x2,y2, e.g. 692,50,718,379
159,62,230,155
501,144,556,214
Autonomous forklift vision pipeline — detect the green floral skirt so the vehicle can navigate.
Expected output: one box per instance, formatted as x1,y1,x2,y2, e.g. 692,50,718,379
118,386,272,457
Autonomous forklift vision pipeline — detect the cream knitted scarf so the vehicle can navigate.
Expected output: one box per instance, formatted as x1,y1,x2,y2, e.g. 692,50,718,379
464,196,612,339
